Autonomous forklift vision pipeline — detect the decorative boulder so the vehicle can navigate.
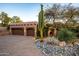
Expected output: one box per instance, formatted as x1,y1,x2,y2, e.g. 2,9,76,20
47,36,59,45
74,42,79,45
59,41,66,47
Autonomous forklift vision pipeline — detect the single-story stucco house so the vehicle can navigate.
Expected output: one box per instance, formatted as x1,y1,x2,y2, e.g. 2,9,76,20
9,19,66,37
9,22,37,36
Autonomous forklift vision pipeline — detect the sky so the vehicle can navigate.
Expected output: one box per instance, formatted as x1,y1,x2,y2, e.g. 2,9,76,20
0,3,79,22
0,3,41,22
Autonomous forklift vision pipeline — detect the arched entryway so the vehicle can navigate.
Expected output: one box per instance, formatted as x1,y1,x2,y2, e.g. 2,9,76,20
48,27,57,37
48,29,54,36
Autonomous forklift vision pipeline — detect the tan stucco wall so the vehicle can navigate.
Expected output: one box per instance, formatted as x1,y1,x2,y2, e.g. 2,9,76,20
9,22,37,36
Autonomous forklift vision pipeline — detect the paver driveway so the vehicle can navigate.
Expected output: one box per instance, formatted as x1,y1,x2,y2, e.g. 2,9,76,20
0,35,43,56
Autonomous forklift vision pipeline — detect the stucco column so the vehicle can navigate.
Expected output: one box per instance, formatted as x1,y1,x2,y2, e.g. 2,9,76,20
24,27,26,36
35,26,37,37
48,27,52,36
10,27,12,35
48,29,51,36
54,28,57,36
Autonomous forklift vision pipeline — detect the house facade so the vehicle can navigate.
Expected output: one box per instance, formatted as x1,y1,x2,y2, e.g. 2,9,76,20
9,22,37,36
9,21,58,37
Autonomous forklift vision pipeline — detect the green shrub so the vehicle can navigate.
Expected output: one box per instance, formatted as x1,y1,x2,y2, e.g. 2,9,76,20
57,28,76,42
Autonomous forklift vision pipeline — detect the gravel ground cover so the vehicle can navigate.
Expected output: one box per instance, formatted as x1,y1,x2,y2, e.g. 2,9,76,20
35,39,79,56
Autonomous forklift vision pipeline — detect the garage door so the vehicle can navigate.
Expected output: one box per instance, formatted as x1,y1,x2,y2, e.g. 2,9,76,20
11,28,24,35
27,28,35,36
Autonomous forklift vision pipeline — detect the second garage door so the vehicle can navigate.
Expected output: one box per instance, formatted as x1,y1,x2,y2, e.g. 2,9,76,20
27,28,35,36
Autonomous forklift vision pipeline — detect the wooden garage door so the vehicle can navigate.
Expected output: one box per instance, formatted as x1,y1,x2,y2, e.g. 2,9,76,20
27,28,35,36
11,28,24,35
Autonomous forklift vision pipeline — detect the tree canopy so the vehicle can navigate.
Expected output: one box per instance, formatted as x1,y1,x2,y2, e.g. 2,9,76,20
0,12,22,27
44,3,79,28
11,16,22,23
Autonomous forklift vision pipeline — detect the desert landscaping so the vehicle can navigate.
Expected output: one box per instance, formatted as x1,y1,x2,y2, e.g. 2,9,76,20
0,3,79,56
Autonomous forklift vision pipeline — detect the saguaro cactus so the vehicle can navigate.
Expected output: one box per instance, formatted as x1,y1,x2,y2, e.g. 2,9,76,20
38,4,44,41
